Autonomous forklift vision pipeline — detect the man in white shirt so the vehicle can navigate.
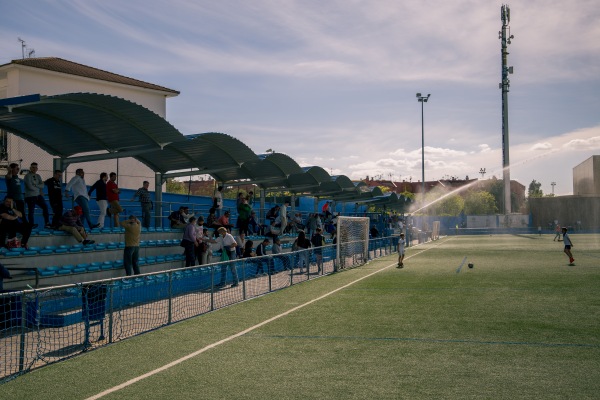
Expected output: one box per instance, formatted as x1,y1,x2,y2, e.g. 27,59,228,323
65,168,99,229
216,227,239,287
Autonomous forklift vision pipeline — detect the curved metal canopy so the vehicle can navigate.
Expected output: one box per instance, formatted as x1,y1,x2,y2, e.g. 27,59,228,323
0,93,368,202
0,93,184,158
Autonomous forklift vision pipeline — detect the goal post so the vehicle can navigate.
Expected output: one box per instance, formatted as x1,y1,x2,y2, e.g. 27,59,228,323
336,216,370,270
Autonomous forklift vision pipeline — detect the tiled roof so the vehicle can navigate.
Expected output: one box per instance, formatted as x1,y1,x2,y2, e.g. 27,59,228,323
6,57,179,95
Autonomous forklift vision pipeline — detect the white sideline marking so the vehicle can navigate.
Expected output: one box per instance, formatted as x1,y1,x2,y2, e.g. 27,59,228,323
87,243,441,399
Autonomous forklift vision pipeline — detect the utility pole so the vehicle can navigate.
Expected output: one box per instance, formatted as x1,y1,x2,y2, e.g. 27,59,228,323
499,4,514,214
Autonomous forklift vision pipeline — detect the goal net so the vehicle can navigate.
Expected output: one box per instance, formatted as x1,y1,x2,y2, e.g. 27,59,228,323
336,216,370,271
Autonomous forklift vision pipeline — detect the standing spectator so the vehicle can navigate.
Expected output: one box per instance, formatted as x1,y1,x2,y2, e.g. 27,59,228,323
214,186,224,217
293,230,312,273
5,163,28,225
199,227,215,265
88,172,108,229
237,198,252,236
121,215,141,276
181,216,198,267
58,206,95,245
216,227,239,287
24,162,50,229
65,168,98,229
0,195,32,249
45,170,63,229
235,231,246,258
107,172,123,227
132,181,153,228
311,227,325,272
194,217,209,265
255,238,270,274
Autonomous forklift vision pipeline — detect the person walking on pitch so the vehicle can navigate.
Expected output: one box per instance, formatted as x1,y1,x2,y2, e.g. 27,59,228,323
561,227,575,265
397,233,405,268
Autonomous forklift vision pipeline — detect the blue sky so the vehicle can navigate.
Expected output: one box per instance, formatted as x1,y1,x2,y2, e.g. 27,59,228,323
1,0,599,196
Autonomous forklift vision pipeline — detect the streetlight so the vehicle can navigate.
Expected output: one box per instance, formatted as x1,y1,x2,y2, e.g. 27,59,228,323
551,181,556,195
479,168,486,179
416,93,430,207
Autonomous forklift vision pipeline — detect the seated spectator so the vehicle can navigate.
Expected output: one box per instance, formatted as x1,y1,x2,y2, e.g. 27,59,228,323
265,205,280,222
248,211,263,235
370,225,379,238
207,208,220,231
168,206,187,228
59,206,95,245
217,210,234,231
242,240,255,258
293,213,305,232
181,206,195,223
0,195,33,250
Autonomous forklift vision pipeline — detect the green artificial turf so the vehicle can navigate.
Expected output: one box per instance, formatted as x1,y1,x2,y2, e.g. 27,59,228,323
3,234,599,399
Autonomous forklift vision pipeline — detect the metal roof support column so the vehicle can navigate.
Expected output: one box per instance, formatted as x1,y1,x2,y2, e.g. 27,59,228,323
53,158,64,174
314,197,319,214
259,189,265,224
155,172,163,228
290,194,296,212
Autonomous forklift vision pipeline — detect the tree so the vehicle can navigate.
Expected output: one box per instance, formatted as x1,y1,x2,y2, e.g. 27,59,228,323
464,191,498,215
165,178,186,194
528,180,543,198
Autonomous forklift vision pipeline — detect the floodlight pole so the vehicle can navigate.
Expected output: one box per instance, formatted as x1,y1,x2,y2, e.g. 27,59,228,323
416,93,430,210
500,4,514,214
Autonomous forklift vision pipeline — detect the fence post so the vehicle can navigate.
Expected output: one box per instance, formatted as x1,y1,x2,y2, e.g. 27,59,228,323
167,271,173,325
241,261,247,300
18,292,27,372
210,266,215,311
108,283,114,343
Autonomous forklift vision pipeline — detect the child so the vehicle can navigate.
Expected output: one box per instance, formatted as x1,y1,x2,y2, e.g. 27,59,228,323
397,233,405,268
562,227,575,265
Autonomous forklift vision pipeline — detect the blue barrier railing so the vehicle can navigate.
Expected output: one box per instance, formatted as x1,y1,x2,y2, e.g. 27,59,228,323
0,236,398,383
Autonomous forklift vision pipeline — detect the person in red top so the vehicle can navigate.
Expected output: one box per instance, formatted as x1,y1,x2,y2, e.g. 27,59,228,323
107,172,123,227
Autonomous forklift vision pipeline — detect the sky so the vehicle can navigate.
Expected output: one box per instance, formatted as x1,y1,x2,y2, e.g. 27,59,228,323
1,0,599,196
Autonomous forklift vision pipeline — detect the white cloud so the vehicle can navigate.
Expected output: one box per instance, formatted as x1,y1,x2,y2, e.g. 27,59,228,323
530,142,553,151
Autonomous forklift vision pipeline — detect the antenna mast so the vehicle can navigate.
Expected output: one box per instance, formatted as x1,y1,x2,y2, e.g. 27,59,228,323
18,37,26,59
499,4,514,214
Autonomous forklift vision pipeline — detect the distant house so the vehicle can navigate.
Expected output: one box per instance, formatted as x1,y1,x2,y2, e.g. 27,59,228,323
0,57,179,190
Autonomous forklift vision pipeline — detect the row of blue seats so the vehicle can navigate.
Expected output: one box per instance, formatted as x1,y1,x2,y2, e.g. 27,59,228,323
36,253,186,276
1,239,184,257
31,226,180,236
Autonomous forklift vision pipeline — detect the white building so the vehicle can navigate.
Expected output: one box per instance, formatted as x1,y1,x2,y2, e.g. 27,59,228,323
0,57,179,190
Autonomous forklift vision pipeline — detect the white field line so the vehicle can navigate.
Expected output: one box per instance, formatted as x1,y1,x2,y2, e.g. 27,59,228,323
86,239,447,399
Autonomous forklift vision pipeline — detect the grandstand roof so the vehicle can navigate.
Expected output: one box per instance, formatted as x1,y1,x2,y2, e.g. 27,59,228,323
0,92,365,201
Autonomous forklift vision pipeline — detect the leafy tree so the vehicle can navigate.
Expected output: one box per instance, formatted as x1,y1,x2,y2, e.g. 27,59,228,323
464,191,498,215
435,194,465,216
165,178,186,194
528,180,543,198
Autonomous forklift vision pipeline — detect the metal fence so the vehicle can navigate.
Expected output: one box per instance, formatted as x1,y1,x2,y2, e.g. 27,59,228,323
0,236,399,383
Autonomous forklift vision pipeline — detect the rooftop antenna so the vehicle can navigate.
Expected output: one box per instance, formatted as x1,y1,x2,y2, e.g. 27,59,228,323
18,37,26,59
499,4,514,214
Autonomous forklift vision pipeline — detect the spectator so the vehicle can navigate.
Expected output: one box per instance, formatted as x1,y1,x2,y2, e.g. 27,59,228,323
65,168,98,229
181,216,198,267
207,208,220,231
217,210,234,231
5,163,28,225
271,237,282,254
132,181,153,228
213,186,223,217
24,162,50,229
169,206,187,229
293,230,311,273
107,172,123,227
237,198,252,236
88,172,108,229
45,170,63,229
58,206,95,245
235,231,246,258
216,227,239,287
121,215,141,276
255,238,271,274
0,195,32,249
311,227,325,272
242,240,256,258
199,227,215,265
248,211,260,235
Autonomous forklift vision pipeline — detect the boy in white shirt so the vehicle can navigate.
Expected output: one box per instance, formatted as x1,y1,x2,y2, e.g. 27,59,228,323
397,233,405,268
